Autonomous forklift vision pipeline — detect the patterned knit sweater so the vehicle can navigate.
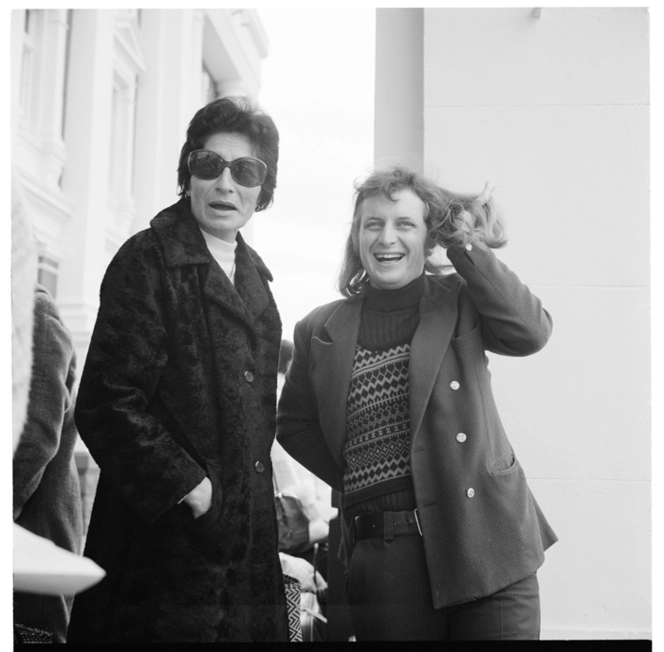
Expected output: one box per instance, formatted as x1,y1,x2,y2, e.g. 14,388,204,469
342,274,425,516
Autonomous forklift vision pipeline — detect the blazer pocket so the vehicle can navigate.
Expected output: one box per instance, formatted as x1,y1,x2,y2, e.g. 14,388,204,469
310,335,335,375
311,335,334,349
451,323,482,350
488,451,518,475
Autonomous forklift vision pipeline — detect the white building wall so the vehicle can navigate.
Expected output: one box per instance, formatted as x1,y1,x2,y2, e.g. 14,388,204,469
375,7,650,640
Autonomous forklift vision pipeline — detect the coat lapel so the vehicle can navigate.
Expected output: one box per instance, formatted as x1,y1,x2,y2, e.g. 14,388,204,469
151,200,272,332
232,235,272,325
310,298,362,468
409,276,460,442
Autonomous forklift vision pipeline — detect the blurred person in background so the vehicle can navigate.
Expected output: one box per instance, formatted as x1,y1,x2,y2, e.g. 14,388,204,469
272,339,330,641
277,165,557,641
273,339,335,556
13,284,83,644
67,96,289,643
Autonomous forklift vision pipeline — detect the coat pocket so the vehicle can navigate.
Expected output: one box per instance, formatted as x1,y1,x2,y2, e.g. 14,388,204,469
488,451,517,475
173,469,224,535
190,471,224,534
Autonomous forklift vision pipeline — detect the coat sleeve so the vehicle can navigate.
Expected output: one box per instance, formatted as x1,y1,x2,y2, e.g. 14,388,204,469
446,241,553,356
74,239,206,523
13,287,76,520
276,319,345,492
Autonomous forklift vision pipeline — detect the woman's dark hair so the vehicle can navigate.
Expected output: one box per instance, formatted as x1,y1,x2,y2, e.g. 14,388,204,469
177,96,279,212
338,165,506,297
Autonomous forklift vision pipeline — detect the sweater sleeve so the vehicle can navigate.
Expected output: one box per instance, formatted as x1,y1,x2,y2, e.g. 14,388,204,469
74,238,206,523
446,241,553,356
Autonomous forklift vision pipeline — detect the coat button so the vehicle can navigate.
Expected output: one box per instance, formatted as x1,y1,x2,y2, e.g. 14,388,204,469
465,243,473,251
254,461,265,474
466,488,475,498
450,381,460,390
244,370,254,383
456,433,467,443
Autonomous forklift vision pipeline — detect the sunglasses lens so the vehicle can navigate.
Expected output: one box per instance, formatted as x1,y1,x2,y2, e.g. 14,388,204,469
188,150,267,187
189,151,223,180
231,158,267,187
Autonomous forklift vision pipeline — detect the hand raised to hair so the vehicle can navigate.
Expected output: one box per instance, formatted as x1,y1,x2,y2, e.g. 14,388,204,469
474,181,497,206
451,181,503,249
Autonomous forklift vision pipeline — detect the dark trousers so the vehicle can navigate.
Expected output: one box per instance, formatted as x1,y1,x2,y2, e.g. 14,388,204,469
346,534,540,641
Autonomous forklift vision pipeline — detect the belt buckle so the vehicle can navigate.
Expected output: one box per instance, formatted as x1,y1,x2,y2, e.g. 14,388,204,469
413,508,423,536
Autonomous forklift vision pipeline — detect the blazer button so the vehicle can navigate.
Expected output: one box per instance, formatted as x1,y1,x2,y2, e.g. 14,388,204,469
466,488,475,498
456,433,467,443
465,243,473,251
450,381,460,390
244,370,255,383
254,461,265,474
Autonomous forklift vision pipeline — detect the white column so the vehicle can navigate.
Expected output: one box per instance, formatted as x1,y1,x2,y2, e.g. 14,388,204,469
10,10,26,140
57,9,115,362
190,10,206,107
131,9,204,235
374,8,424,170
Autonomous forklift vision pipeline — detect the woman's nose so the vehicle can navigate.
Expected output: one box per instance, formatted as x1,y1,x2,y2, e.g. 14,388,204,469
215,166,235,191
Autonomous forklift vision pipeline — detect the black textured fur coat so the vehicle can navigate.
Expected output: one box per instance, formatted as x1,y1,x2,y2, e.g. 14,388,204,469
67,199,288,642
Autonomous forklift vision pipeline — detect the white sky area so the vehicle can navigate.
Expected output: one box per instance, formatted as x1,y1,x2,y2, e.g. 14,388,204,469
246,7,376,341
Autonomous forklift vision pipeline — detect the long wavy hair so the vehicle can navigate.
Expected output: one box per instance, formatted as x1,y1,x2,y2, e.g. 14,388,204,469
338,166,507,297
177,96,279,212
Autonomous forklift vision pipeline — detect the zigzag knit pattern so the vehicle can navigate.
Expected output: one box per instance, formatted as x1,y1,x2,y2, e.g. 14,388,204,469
343,343,412,506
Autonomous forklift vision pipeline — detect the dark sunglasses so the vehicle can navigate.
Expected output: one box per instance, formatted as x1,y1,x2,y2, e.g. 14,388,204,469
187,149,268,187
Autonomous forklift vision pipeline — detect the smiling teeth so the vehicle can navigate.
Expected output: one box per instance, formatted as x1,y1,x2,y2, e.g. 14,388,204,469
375,253,404,261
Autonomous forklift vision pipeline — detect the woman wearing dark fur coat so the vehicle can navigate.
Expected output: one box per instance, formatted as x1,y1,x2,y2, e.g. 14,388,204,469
67,97,289,642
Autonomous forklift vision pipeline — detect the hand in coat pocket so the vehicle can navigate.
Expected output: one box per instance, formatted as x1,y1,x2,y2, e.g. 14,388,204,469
182,477,213,518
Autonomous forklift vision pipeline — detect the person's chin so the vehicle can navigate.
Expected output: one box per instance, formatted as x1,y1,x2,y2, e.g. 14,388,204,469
369,272,405,290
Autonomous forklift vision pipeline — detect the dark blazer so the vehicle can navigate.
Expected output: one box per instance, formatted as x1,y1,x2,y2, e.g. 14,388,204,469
13,285,83,642
277,241,557,609
67,199,288,642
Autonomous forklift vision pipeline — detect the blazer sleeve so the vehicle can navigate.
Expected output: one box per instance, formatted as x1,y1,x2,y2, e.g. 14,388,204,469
13,286,76,520
276,319,345,492
74,239,206,523
447,241,553,356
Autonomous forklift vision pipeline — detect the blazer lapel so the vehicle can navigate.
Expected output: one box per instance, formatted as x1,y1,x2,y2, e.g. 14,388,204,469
310,298,362,468
409,276,460,442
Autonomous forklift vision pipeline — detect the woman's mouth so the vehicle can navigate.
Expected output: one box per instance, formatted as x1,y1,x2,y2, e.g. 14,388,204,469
209,201,237,212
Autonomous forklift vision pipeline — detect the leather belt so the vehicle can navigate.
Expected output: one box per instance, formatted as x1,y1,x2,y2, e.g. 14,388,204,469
352,509,422,542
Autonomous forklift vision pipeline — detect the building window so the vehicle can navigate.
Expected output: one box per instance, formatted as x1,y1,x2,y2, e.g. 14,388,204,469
109,74,137,202
107,11,145,239
37,255,59,298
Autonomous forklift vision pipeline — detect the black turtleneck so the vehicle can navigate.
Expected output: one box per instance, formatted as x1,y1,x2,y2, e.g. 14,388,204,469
357,273,425,351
